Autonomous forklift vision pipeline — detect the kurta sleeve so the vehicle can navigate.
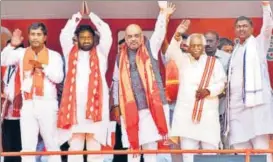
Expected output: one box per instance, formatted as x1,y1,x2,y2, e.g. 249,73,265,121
149,12,168,60
165,37,184,70
60,12,82,59
89,12,113,59
42,51,64,84
1,44,24,66
112,59,119,105
256,4,273,57
207,60,227,97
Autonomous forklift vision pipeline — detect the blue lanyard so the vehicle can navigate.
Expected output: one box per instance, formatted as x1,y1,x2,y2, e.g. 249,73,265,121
6,66,15,84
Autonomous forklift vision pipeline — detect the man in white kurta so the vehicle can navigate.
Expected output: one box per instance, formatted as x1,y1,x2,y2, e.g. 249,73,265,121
58,2,112,162
166,21,226,162
226,1,273,162
1,24,63,162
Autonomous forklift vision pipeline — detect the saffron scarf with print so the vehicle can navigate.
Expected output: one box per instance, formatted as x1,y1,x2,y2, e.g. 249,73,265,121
58,45,103,129
118,41,168,150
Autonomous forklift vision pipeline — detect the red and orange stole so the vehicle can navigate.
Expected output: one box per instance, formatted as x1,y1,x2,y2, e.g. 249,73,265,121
192,56,216,123
118,42,168,149
58,45,103,129
23,47,49,99
165,60,179,103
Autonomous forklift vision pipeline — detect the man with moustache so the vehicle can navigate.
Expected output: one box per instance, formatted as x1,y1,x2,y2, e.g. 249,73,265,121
225,1,273,162
166,20,226,162
58,1,112,162
1,23,63,162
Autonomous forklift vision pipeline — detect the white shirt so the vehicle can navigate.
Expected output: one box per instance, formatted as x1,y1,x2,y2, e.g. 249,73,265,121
1,45,64,100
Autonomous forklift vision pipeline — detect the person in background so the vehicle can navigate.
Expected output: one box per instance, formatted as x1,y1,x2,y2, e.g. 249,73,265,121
218,37,234,54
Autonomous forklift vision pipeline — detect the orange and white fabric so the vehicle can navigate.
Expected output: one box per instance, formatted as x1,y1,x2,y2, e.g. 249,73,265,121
1,65,21,119
58,11,112,148
165,60,179,103
165,36,226,148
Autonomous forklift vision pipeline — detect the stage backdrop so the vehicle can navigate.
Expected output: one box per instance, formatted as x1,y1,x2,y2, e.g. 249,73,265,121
2,18,273,87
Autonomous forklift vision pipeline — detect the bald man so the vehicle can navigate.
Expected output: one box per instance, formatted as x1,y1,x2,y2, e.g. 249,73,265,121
111,2,175,162
165,20,226,162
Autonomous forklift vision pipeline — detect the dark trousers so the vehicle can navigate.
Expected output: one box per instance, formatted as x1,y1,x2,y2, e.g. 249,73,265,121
2,119,22,162
113,123,128,162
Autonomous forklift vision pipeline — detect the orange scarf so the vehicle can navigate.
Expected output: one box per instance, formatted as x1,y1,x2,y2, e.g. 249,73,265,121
1,66,21,117
192,56,216,123
58,46,103,129
165,60,179,103
118,42,168,149
23,47,49,99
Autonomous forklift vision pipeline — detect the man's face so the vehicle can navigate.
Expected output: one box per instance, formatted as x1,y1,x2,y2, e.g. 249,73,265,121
188,36,204,59
78,30,94,51
235,20,253,41
205,33,218,53
221,45,233,54
125,25,142,50
180,38,188,52
28,28,47,48
72,36,78,45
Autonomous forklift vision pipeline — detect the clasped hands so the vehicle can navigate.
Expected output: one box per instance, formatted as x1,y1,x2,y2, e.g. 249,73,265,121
196,89,210,100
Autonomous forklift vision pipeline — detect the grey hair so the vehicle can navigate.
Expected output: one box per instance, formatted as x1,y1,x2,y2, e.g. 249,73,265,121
1,26,12,38
186,33,207,46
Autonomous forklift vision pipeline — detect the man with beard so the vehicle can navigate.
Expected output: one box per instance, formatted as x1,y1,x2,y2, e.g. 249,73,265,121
166,20,226,162
1,23,63,162
225,1,273,162
58,1,112,162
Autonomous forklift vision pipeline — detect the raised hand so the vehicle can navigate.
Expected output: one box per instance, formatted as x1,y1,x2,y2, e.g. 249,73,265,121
161,2,176,16
262,1,270,6
176,19,191,35
11,29,24,47
80,1,90,16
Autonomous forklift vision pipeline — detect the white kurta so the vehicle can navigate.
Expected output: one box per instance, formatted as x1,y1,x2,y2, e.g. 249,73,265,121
112,11,170,147
228,5,273,146
59,12,112,146
166,38,227,147
1,45,64,100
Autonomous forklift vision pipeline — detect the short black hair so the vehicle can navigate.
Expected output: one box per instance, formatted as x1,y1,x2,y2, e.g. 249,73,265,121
235,16,253,27
74,24,95,38
28,22,47,35
204,31,220,40
181,34,188,40
218,37,233,49
6,39,24,49
118,38,125,45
